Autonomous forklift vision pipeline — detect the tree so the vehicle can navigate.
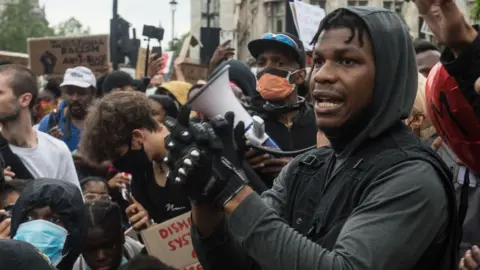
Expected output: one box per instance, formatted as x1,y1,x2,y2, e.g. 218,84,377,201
54,17,91,37
473,0,480,20
0,0,54,53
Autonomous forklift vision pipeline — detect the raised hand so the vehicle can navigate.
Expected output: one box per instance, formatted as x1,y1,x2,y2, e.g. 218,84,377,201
163,105,221,203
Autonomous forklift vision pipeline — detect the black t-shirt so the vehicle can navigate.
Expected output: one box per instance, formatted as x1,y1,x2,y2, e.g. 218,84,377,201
131,166,191,224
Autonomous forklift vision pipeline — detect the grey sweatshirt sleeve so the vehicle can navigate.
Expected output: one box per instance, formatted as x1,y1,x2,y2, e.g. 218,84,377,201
226,160,448,270
190,163,291,270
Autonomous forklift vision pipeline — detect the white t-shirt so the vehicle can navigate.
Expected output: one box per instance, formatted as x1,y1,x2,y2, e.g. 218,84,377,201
9,130,81,191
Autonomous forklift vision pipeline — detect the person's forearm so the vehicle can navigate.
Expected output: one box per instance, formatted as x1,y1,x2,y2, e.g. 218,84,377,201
191,203,224,236
440,2,477,56
226,193,354,270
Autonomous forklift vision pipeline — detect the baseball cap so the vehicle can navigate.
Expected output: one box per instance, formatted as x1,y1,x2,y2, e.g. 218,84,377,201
0,239,56,270
248,32,306,68
60,66,96,88
102,70,134,94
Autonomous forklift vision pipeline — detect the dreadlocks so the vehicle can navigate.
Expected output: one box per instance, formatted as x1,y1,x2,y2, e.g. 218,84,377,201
310,9,369,48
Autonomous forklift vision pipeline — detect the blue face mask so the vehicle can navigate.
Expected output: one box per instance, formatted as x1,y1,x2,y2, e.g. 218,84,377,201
14,219,68,266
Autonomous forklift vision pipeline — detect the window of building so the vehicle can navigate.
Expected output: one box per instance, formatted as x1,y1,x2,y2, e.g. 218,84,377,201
394,0,403,14
318,0,326,9
348,0,368,6
383,1,393,10
201,0,220,28
273,2,285,32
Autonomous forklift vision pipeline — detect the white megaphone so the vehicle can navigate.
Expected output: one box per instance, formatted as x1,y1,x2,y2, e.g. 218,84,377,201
188,64,281,149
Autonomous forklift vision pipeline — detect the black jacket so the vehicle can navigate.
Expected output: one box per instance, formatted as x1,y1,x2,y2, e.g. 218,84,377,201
10,178,85,270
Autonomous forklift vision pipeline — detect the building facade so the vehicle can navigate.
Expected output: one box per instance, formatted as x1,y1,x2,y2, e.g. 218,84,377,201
191,0,474,63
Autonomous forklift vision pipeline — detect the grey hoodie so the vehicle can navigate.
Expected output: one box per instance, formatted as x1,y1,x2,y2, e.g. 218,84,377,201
191,6,452,270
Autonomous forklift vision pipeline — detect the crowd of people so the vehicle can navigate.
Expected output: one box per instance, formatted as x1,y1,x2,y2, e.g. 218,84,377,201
0,0,480,269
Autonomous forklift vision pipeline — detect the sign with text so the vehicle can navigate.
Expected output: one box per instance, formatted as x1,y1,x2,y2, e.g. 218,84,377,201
28,34,109,76
141,212,198,269
176,62,208,85
292,0,326,51
0,51,28,66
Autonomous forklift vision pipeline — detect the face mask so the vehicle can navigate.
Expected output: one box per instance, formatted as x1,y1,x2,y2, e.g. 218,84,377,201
257,68,297,101
113,146,152,173
14,219,67,266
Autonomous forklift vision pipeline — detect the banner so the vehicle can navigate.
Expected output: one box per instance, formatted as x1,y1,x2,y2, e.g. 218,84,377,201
28,34,110,76
0,51,28,66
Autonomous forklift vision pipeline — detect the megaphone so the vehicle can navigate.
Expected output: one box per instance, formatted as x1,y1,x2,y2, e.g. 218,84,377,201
187,64,280,149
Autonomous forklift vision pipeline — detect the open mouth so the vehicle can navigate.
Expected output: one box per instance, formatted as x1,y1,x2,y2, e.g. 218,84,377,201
313,90,345,112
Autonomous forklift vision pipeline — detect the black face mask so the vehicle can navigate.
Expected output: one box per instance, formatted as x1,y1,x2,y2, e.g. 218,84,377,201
113,146,152,174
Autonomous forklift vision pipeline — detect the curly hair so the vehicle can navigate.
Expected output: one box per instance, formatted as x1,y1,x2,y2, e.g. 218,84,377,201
79,91,159,163
310,9,369,48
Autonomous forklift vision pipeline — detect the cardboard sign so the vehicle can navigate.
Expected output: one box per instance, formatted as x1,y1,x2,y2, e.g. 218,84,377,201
28,34,109,76
173,62,208,85
0,51,28,66
141,212,198,269
293,0,326,51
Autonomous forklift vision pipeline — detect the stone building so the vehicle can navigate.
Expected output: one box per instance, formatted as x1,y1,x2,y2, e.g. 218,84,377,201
190,0,474,63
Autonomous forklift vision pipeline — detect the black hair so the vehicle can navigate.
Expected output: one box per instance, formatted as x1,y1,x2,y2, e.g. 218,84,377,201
310,9,369,48
0,179,27,208
148,94,179,119
118,255,177,270
80,177,108,193
413,38,439,54
85,200,123,239
45,78,62,98
96,73,109,98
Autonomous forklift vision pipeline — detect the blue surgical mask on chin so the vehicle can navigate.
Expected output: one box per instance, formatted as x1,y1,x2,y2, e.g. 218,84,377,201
14,219,68,266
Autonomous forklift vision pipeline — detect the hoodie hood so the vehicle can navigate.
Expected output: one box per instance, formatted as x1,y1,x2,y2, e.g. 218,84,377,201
11,178,85,270
333,7,417,154
210,59,257,97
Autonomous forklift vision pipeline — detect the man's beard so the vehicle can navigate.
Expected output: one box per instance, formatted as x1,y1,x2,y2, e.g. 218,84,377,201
0,105,21,124
68,102,87,119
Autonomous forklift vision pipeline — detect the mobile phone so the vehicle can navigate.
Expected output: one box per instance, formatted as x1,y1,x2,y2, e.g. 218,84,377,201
152,46,162,58
221,39,232,48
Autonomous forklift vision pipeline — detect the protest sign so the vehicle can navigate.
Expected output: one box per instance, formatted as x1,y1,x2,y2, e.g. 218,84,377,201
0,51,28,66
292,0,326,51
28,34,109,76
141,212,198,269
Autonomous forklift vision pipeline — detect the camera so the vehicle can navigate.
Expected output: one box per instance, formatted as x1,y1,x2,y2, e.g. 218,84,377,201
142,25,164,40
0,204,14,222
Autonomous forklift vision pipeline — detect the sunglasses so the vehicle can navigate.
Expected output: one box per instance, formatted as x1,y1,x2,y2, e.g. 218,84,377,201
261,33,299,49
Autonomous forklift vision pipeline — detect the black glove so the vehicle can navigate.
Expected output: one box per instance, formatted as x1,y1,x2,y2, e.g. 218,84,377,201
163,105,222,203
206,111,250,207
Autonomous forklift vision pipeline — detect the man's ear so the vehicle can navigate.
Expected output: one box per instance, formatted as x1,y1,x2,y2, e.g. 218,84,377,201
19,93,33,108
293,69,307,85
131,129,145,149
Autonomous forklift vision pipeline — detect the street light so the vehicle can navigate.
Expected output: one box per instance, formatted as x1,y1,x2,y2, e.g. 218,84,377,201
169,0,178,42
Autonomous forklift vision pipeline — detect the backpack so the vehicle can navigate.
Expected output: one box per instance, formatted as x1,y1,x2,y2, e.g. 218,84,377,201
0,133,33,180
283,144,459,270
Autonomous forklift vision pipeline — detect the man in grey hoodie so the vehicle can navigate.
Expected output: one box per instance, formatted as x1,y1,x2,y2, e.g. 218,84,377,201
164,6,459,270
